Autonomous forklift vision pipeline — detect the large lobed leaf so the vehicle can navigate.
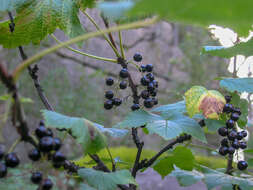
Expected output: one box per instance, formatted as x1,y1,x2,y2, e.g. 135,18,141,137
78,168,137,190
0,0,95,48
220,78,253,94
0,0,31,12
130,0,253,36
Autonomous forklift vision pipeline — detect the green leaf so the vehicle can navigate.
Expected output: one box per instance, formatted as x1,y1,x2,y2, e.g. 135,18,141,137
202,39,253,58
78,168,137,190
0,94,11,101
220,78,253,93
153,146,195,178
93,123,128,138
80,184,96,190
247,158,253,168
0,0,31,12
42,110,107,154
0,0,85,48
205,119,225,132
130,0,253,36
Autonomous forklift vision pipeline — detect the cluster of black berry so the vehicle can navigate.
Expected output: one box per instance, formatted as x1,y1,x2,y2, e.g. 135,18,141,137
104,53,158,111
218,95,248,171
29,121,66,190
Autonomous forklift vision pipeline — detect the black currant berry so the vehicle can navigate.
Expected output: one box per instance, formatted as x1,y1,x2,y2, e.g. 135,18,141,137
146,73,154,81
5,153,20,168
144,98,154,108
119,68,128,78
226,119,235,129
239,141,247,149
104,100,113,110
35,125,48,139
241,130,247,138
140,76,150,86
228,147,235,154
219,146,228,156
198,119,206,127
133,53,142,62
41,178,53,190
0,146,4,160
225,95,232,103
39,136,54,153
105,77,114,86
140,65,146,72
232,140,240,149
53,138,62,151
231,113,240,121
113,98,122,106
31,171,43,184
232,107,241,115
105,90,114,99
52,151,66,163
237,161,248,170
46,128,53,137
28,149,41,161
150,89,157,97
223,103,233,113
228,130,237,141
119,81,127,89
39,120,45,126
0,163,7,178
131,104,140,111
147,82,155,92
218,127,228,136
237,132,244,140
141,90,149,99
152,98,158,105
153,80,158,88
146,64,153,72
221,138,229,147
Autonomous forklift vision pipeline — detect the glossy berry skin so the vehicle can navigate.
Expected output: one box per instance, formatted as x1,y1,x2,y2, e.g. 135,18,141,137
28,149,41,161
239,141,247,149
225,95,232,103
228,130,237,141
105,77,114,86
35,125,48,139
223,103,233,113
131,104,140,111
147,82,155,92
140,76,150,86
141,90,149,99
237,132,244,140
221,138,229,147
119,68,128,78
237,161,248,170
39,136,54,153
119,81,127,89
46,128,53,137
0,147,4,160
198,120,205,127
226,119,235,129
31,171,43,184
144,98,154,108
113,98,122,106
0,163,7,178
146,73,154,81
41,178,53,190
105,90,114,99
228,147,235,154
232,140,240,149
152,80,158,88
241,130,247,138
5,153,19,168
146,64,153,72
232,107,241,115
140,65,146,72
53,138,62,151
52,151,66,163
104,100,113,110
218,127,228,136
231,113,240,121
150,89,157,97
152,98,158,105
219,146,228,156
133,53,142,62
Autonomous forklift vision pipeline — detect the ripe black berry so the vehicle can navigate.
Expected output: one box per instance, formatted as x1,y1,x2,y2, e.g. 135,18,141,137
39,120,45,126
228,147,235,154
241,131,247,138
119,68,128,78
0,146,4,160
141,90,149,99
133,53,142,62
119,81,127,89
53,138,62,151
46,128,53,137
218,127,228,136
153,80,158,88
105,90,114,99
198,120,206,127
140,65,146,72
228,130,237,141
140,76,150,86
147,82,155,92
52,151,66,163
131,104,140,111
146,73,154,81
35,125,48,139
226,119,235,129
146,64,153,72
28,149,41,161
105,77,114,86
5,153,20,168
39,136,54,153
232,140,240,149
225,95,232,103
144,98,154,108
231,113,240,121
237,132,244,140
41,178,53,190
150,89,157,97
0,163,7,178
239,141,247,149
237,160,248,170
223,103,233,113
232,107,241,115
152,98,158,105
113,98,122,106
221,138,229,147
104,100,113,110
219,146,228,156
31,171,42,184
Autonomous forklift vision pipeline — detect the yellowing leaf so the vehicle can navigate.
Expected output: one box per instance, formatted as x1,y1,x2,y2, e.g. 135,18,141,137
185,86,225,119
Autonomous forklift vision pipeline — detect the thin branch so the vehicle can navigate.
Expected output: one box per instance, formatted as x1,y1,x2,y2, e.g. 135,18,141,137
118,30,126,59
